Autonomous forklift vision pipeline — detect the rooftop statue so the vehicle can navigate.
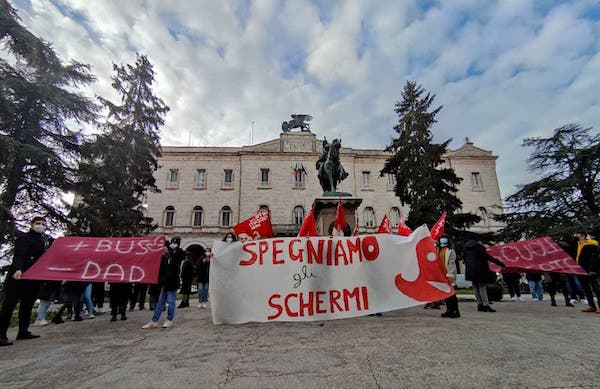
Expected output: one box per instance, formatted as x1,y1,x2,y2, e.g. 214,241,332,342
282,114,312,132
316,138,349,195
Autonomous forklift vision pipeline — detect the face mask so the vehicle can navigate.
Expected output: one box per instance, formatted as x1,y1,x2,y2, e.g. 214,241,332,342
439,238,448,245
226,238,233,243
169,243,177,249
32,224,46,234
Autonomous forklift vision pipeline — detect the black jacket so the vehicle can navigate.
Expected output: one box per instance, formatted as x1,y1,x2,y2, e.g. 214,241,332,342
10,230,48,276
180,260,194,291
578,242,600,274
158,248,184,291
464,239,505,283
195,256,210,284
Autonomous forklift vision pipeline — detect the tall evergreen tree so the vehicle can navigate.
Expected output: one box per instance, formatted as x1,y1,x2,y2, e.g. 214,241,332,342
71,54,169,237
380,81,479,238
497,124,600,241
0,0,97,243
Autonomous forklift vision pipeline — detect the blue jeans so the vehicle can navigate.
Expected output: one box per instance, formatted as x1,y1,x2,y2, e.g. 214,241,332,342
81,283,94,314
37,300,52,321
528,280,544,300
152,289,176,322
198,282,209,303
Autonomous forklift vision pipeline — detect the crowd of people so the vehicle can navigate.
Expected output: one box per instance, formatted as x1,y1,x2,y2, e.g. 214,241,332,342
0,217,598,346
0,217,224,346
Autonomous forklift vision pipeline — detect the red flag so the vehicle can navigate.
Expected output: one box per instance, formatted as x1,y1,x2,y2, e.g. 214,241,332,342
233,211,274,240
297,205,317,237
430,211,447,241
397,216,413,236
377,215,392,234
332,199,346,236
352,217,359,236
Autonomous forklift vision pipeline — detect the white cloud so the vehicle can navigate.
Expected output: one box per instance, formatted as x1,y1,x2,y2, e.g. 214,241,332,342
9,0,600,199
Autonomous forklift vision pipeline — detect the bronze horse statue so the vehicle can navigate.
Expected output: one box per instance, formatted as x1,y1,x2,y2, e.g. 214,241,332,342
316,138,348,193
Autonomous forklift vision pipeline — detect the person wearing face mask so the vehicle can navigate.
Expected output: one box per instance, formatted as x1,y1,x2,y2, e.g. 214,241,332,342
142,237,184,329
438,234,460,318
0,216,49,346
223,232,237,243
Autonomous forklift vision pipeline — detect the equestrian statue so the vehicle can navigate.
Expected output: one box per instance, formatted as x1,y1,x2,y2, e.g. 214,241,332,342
316,138,349,195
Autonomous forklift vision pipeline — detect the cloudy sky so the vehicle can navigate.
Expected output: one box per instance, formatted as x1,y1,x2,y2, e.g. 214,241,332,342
10,0,600,198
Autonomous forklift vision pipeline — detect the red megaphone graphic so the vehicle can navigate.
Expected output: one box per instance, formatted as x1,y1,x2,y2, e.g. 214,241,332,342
395,236,454,302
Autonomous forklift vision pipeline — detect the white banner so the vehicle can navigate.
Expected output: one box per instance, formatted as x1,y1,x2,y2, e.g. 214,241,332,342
209,226,453,324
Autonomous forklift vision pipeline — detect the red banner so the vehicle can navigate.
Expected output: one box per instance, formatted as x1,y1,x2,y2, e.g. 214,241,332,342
487,237,587,275
234,211,274,240
22,236,166,283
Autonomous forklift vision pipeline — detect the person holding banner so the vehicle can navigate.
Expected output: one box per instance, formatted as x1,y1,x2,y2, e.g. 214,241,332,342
142,237,184,328
0,216,48,347
463,232,505,312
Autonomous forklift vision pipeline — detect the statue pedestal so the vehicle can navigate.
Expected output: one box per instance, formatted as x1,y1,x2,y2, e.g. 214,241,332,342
314,197,362,236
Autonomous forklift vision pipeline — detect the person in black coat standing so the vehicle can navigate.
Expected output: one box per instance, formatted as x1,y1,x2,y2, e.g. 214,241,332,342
463,232,505,312
0,216,49,346
142,237,184,328
178,254,194,308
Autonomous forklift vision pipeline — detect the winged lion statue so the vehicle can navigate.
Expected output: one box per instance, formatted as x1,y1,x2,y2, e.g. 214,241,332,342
282,114,313,132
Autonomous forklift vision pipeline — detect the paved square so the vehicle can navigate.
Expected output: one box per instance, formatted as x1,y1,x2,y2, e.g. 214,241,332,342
1,299,598,389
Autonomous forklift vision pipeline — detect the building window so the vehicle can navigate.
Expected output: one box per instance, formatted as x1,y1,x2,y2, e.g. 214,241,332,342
387,174,396,191
364,207,375,228
221,206,232,227
294,170,305,188
192,206,203,227
164,206,175,227
223,169,233,188
293,206,305,225
362,171,370,188
471,172,483,190
479,207,489,226
167,169,179,188
260,168,270,186
390,207,400,228
196,169,206,189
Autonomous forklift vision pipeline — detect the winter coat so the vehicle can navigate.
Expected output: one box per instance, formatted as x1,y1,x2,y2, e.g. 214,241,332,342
158,248,184,291
439,247,457,281
9,230,48,276
37,280,62,301
463,239,505,283
576,240,599,274
195,256,210,284
63,281,87,295
180,260,194,293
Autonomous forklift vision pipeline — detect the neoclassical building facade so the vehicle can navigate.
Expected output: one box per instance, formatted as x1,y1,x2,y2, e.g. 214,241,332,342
145,131,503,249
